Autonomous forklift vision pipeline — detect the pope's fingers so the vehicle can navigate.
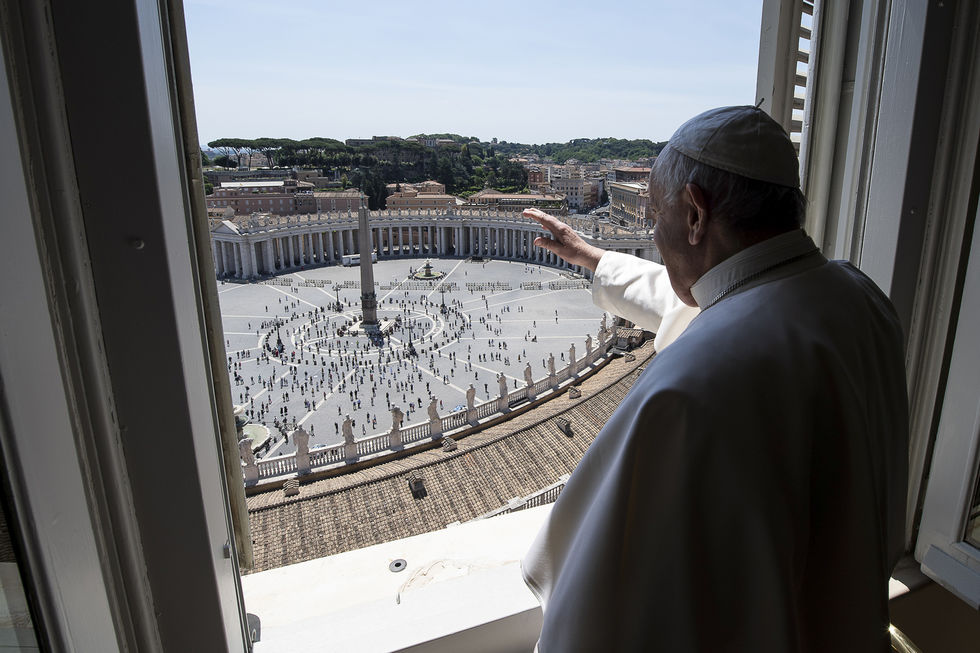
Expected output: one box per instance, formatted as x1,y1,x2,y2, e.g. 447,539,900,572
533,236,560,253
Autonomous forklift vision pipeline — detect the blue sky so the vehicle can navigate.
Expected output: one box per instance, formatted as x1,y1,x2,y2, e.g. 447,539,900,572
185,0,763,146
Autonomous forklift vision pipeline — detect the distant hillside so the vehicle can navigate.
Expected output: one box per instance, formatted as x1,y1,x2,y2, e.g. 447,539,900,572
492,137,667,163
203,135,661,209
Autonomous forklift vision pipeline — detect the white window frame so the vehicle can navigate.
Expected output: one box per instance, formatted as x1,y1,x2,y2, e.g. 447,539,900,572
0,0,250,649
760,0,980,607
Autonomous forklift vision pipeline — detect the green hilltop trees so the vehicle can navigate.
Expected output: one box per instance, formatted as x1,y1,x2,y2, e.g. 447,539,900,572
204,136,662,209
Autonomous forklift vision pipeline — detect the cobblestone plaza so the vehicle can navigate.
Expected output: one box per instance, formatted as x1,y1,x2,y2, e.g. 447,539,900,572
219,257,605,459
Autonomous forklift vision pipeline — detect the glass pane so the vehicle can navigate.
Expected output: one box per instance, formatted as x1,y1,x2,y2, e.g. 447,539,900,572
965,458,980,550
0,500,40,650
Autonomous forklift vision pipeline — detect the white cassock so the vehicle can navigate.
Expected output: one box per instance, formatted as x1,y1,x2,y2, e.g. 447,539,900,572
523,230,908,652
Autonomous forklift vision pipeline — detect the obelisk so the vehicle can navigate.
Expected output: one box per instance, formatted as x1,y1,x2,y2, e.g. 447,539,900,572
357,199,378,329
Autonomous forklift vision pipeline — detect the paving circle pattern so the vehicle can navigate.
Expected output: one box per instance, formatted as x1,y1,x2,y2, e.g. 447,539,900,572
219,257,605,459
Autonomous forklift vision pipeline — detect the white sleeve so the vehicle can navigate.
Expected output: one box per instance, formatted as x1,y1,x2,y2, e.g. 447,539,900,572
591,250,696,333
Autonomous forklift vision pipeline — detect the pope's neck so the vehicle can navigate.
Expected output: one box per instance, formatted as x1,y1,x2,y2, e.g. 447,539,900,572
700,224,798,277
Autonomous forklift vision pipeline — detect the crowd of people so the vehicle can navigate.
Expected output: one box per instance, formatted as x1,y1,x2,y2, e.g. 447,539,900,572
226,277,600,459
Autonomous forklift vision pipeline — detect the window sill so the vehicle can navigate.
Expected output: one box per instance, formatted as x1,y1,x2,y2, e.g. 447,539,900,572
242,505,550,652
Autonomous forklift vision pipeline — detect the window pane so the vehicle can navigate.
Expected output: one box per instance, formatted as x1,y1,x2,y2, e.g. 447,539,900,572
965,460,980,549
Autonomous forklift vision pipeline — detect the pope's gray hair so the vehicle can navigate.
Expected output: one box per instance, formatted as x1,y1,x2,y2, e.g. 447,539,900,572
651,145,806,232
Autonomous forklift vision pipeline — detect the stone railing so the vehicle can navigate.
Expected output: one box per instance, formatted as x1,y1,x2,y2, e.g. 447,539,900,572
471,474,571,521
244,326,617,486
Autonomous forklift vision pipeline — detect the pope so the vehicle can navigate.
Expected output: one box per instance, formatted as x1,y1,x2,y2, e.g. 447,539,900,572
522,106,908,652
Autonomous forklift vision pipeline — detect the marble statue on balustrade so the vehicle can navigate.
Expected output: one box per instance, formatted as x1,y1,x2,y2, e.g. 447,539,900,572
342,415,354,445
600,313,607,334
391,405,404,431
569,343,576,367
498,372,508,398
238,437,255,467
466,384,478,423
599,324,607,348
428,396,443,436
294,428,309,455
239,437,259,485
585,334,593,357
548,353,556,377
293,427,311,474
524,363,534,387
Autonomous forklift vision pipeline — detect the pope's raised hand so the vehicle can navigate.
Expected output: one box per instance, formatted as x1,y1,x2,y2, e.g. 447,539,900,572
524,208,605,272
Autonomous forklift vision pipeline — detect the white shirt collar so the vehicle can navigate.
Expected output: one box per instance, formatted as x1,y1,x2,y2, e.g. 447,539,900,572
690,229,821,309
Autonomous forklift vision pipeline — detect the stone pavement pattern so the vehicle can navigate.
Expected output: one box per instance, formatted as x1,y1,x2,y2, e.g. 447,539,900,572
219,257,605,459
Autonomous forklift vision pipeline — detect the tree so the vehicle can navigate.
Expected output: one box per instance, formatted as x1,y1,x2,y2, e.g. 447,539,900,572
213,154,237,168
600,188,609,205
253,137,290,168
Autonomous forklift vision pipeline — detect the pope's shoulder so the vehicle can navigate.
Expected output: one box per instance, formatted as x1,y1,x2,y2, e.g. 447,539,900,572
640,259,901,394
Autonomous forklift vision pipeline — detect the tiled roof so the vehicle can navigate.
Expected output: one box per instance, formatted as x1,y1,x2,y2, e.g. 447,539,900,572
244,342,655,573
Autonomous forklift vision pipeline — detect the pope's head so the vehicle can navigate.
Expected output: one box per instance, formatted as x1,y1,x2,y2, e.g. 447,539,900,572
648,106,806,306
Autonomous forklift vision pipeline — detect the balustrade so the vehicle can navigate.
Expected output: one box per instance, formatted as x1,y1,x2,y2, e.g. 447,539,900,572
244,331,617,486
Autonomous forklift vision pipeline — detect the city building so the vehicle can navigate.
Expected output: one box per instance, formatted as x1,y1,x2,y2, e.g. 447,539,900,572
551,177,599,212
386,190,462,211
465,189,568,215
312,190,364,213
203,167,294,185
526,165,546,190
612,166,652,182
608,181,649,227
205,179,316,215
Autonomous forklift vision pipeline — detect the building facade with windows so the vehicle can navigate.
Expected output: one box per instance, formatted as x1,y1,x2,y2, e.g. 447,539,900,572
608,181,649,227
465,189,568,215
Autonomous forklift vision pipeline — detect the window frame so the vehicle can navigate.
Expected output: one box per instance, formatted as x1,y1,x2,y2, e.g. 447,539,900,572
0,0,250,649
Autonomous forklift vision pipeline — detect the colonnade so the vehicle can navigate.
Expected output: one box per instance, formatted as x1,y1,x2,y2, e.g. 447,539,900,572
212,215,653,280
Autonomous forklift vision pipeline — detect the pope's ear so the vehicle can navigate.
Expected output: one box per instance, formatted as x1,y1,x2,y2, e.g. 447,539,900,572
685,183,709,245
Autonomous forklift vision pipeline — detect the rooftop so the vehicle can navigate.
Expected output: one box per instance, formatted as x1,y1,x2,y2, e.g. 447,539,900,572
221,181,286,189
245,341,654,572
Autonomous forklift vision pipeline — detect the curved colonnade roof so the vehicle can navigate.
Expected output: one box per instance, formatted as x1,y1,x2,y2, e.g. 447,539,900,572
245,341,655,573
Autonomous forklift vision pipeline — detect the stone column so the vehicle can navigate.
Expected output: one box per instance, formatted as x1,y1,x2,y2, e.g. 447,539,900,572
214,240,223,275
358,203,378,327
244,243,255,278
249,241,259,278
234,243,243,278
287,236,295,268
387,227,393,256
211,240,220,276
